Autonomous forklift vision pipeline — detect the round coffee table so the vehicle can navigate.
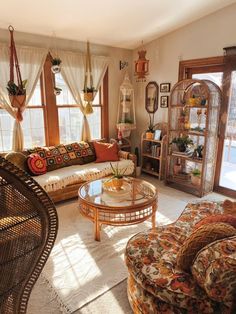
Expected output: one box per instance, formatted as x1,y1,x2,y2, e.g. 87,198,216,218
78,177,158,241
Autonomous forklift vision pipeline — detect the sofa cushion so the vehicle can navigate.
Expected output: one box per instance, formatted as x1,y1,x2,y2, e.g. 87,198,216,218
81,141,96,164
195,214,236,229
33,159,134,193
176,223,236,272
93,141,119,163
192,236,236,305
27,153,47,176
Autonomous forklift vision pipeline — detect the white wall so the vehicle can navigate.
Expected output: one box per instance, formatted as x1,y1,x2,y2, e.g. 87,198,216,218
132,3,236,148
0,28,132,139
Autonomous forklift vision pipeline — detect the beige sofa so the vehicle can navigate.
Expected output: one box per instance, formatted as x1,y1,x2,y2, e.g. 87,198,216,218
3,145,136,203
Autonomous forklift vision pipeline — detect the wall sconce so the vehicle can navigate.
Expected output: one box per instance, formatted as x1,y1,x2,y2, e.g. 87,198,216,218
119,60,128,70
134,44,149,82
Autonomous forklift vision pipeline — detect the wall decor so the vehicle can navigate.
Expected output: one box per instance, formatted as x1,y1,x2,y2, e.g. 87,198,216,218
160,83,171,93
119,60,128,70
160,95,169,108
145,81,158,113
134,42,149,81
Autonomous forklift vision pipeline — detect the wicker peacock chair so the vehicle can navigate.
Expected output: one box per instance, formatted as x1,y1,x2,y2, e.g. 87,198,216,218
0,157,58,313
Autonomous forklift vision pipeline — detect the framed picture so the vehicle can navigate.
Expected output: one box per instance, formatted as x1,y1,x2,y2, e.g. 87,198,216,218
160,83,171,93
160,96,169,108
154,129,161,140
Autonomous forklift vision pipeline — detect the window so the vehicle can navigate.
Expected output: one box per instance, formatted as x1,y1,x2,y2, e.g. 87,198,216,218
0,54,108,151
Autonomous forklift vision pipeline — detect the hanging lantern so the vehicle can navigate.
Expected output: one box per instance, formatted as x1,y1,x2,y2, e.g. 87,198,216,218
134,44,149,82
116,72,136,138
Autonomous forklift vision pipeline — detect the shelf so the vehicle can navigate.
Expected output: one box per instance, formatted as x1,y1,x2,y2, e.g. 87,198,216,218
171,105,209,109
169,154,203,164
142,138,162,143
142,153,160,160
142,169,160,177
169,130,207,136
167,176,201,189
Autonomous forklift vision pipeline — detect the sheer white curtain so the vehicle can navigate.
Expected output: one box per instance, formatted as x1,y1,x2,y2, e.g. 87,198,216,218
0,44,47,151
51,49,108,141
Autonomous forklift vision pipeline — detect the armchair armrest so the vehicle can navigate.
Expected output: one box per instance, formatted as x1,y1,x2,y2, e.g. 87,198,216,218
118,151,137,177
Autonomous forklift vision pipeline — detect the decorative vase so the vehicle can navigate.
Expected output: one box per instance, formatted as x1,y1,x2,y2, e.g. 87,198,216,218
51,65,61,74
191,175,201,186
84,92,94,102
177,143,186,152
146,132,154,140
111,178,123,190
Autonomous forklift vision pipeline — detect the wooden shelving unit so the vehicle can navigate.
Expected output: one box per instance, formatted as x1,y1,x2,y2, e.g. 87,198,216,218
166,79,222,197
141,123,168,180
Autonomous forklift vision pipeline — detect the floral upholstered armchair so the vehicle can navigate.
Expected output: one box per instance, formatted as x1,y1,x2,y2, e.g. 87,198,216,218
125,201,236,313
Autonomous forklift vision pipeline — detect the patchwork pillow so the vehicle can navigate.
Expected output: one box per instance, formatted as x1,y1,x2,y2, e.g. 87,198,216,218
5,152,28,171
82,141,96,164
27,153,47,176
195,214,236,229
176,222,236,272
93,141,119,163
64,142,94,165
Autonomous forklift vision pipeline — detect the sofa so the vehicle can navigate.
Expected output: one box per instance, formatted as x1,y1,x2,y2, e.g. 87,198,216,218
125,201,236,313
3,141,136,203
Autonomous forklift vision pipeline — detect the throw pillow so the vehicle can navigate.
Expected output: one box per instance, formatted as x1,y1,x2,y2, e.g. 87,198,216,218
195,214,236,229
176,222,236,272
27,153,47,176
223,199,236,215
5,152,28,171
93,141,119,163
82,141,96,164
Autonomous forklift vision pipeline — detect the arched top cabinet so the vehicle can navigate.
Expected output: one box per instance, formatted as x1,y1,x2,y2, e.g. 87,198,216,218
166,79,222,197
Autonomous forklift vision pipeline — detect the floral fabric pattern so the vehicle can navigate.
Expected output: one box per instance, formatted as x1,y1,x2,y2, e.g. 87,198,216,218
125,201,236,313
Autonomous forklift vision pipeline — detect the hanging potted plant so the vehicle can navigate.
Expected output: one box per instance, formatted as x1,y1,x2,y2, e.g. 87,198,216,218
7,80,27,109
51,57,62,74
7,26,27,121
83,86,97,102
53,86,62,96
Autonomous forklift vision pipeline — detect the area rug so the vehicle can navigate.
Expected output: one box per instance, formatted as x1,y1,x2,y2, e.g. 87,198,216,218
28,195,185,314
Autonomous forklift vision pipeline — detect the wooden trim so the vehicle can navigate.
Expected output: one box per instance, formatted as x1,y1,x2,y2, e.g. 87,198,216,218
43,54,59,146
179,56,225,80
102,68,109,140
214,186,236,199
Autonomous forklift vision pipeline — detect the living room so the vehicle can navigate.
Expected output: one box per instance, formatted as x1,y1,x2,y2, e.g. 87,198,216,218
0,1,236,313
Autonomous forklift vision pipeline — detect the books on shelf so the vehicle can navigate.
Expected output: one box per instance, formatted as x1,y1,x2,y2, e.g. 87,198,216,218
151,144,160,157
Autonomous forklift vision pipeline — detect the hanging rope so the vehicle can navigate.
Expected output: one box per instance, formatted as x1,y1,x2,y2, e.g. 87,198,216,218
83,41,94,114
9,25,23,89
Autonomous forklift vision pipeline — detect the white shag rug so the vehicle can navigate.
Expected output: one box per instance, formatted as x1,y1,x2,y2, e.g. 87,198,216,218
28,190,188,314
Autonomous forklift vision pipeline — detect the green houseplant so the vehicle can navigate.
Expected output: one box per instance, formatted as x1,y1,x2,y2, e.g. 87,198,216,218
51,58,62,74
191,168,201,186
171,135,193,152
108,162,127,190
7,80,27,115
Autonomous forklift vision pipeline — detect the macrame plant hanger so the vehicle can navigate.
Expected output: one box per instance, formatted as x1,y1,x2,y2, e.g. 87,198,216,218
83,41,95,114
8,25,26,121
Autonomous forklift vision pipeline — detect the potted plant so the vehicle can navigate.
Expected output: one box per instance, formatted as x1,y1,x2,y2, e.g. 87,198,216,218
83,86,97,102
7,80,27,109
109,162,127,190
135,147,141,176
171,135,193,152
146,113,155,139
191,168,201,186
53,86,62,96
51,58,62,74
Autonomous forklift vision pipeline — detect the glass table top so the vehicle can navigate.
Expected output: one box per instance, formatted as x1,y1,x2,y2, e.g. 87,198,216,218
79,177,157,208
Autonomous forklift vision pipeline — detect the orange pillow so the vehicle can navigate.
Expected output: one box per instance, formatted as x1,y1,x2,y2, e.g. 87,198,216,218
195,214,236,229
93,142,119,163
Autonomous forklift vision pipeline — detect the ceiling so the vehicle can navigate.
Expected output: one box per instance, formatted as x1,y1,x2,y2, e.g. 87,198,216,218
0,0,235,49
